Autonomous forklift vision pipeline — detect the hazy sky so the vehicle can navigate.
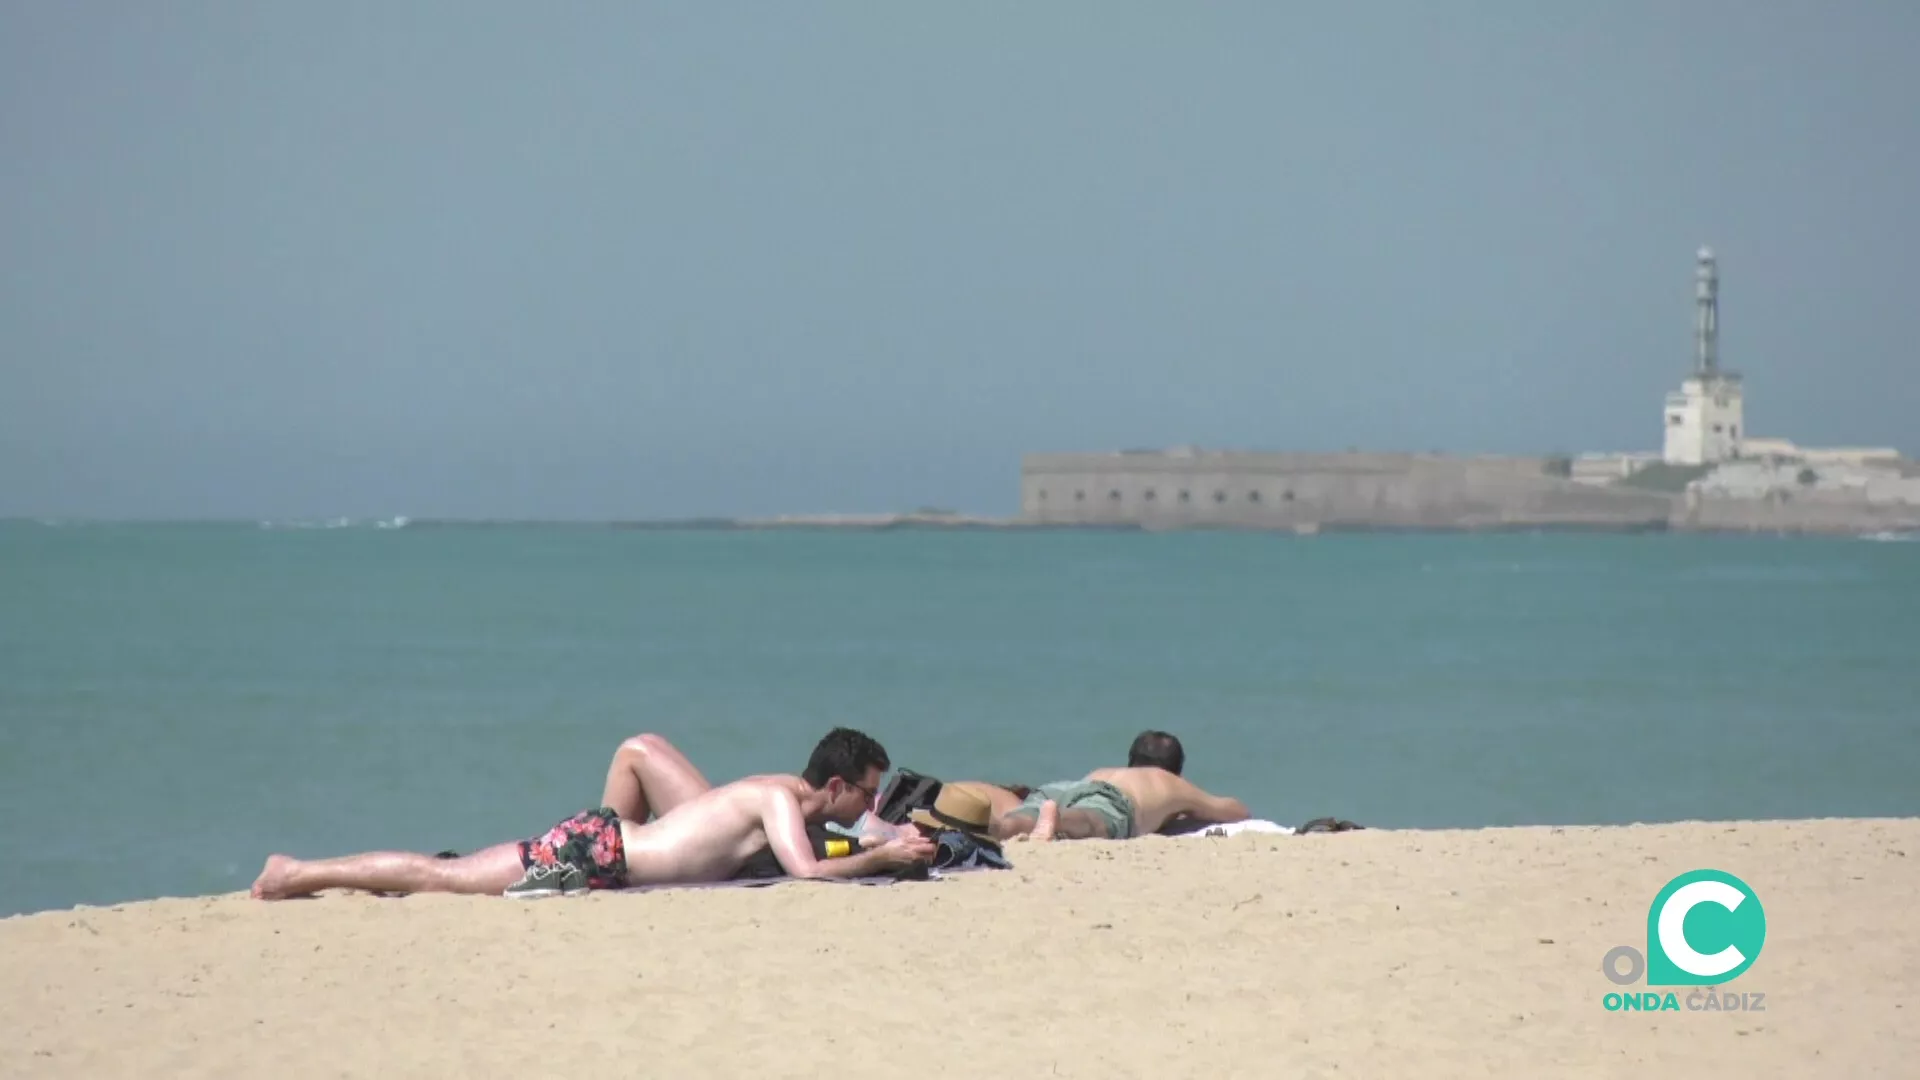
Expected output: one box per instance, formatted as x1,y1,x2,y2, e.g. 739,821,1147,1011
4,3,1916,519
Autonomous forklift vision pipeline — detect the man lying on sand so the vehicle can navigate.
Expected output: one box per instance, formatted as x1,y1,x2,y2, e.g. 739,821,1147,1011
992,732,1250,842
251,728,935,900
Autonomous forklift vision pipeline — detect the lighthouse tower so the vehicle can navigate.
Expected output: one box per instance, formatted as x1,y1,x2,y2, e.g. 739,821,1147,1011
1662,246,1745,465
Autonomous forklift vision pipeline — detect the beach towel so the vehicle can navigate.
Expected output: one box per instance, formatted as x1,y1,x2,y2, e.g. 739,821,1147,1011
615,866,994,893
1168,818,1297,838
616,874,915,893
1157,816,1367,838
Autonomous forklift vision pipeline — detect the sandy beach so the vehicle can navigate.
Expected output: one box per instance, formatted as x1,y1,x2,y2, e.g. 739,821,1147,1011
2,817,1914,1079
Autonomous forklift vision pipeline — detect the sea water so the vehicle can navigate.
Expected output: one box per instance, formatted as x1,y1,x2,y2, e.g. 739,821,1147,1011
2,522,1916,917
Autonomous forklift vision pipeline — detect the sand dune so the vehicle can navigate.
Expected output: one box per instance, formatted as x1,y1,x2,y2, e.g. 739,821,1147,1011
3,818,1915,1078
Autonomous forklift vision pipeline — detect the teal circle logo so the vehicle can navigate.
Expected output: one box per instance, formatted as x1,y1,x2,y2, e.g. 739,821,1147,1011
1644,869,1766,986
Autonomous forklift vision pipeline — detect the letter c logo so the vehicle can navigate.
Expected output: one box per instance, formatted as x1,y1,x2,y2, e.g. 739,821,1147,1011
1657,880,1747,977
1645,870,1766,986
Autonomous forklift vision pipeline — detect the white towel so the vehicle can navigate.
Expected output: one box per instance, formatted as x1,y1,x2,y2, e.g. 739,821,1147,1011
1173,819,1295,838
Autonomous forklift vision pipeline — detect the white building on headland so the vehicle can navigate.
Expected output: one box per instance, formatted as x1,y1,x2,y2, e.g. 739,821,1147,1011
1570,246,1903,488
1662,247,1745,466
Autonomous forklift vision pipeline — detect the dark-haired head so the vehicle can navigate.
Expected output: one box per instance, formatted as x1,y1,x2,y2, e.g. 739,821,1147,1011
1127,730,1184,775
802,727,892,824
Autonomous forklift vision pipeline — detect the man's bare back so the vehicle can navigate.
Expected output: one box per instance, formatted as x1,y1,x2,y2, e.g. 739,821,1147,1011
1085,767,1249,837
621,775,928,884
993,766,1250,842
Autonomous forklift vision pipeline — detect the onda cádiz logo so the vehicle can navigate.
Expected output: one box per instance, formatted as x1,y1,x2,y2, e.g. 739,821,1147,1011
1599,869,1768,1013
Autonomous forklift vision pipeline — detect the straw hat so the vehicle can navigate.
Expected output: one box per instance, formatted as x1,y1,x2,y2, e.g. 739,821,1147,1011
908,785,993,838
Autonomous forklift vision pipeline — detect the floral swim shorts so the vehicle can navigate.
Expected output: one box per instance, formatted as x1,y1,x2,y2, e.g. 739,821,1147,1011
516,807,629,890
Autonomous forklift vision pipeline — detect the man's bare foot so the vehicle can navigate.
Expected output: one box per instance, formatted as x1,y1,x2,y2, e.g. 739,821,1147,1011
251,854,300,900
1030,800,1059,842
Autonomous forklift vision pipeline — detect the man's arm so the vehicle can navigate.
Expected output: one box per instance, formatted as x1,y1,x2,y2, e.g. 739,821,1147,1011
1171,776,1250,824
760,788,932,879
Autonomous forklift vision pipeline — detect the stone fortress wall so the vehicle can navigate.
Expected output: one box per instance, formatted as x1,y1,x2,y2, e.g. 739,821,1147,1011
1019,450,1677,531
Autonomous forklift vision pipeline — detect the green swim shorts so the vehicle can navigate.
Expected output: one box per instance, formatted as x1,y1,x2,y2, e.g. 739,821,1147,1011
1004,779,1136,839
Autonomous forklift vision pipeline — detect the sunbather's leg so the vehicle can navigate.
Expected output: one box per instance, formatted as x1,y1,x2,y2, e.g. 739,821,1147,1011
993,808,1035,841
1050,805,1114,840
996,800,1061,842
600,733,712,821
251,841,527,900
996,780,1126,842
1030,800,1062,840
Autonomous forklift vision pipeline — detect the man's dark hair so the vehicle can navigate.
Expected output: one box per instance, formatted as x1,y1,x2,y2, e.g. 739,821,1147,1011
802,727,891,788
1127,730,1184,775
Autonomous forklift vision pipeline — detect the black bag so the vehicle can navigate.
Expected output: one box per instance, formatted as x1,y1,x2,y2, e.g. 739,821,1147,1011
874,769,943,825
875,768,1010,871
730,823,864,880
1295,817,1365,833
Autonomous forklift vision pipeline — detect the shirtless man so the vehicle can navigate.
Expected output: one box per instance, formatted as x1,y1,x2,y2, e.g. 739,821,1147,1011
250,728,934,899
991,761,1249,843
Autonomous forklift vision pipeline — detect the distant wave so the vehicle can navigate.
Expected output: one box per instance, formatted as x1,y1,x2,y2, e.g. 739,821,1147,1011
1859,530,1917,543
257,516,409,531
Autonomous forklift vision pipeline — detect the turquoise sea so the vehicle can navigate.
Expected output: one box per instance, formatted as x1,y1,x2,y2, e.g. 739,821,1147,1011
2,523,1916,918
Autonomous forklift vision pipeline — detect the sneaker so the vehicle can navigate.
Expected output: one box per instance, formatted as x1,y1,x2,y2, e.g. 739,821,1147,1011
504,862,589,899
